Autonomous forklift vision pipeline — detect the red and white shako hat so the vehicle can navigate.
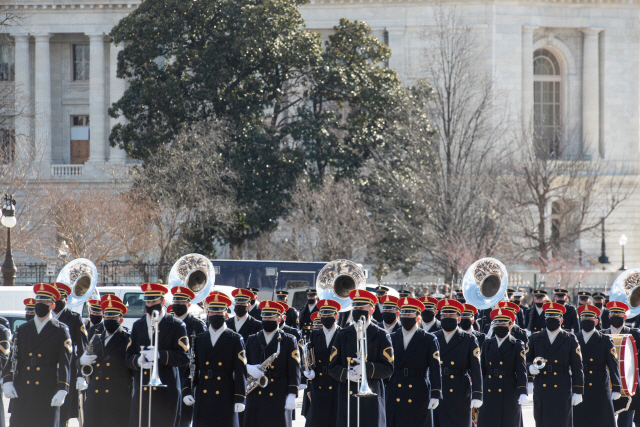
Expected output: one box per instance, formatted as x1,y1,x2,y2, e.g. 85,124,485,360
398,297,425,314
141,283,168,301
206,291,232,313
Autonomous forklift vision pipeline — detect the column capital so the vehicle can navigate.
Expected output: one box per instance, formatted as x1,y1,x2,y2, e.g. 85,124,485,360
10,34,30,42
89,33,106,41
582,27,603,35
33,34,52,41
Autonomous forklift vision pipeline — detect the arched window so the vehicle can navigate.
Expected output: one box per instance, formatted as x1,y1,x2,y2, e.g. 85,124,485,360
533,49,562,157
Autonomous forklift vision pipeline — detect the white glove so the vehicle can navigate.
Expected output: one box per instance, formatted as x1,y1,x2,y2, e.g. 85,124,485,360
612,392,622,400
141,361,154,370
348,372,362,382
51,390,68,407
527,382,534,394
234,403,245,412
351,364,363,376
518,394,529,405
304,370,316,380
299,383,307,390
428,398,439,410
183,395,195,406
285,393,296,410
247,364,264,379
470,399,483,409
76,377,88,391
141,348,154,362
571,393,583,406
79,354,97,366
2,382,17,399
529,365,540,375
525,329,532,337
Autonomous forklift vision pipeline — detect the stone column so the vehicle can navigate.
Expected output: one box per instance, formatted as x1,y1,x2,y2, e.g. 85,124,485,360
522,26,537,122
109,42,126,162
34,34,52,163
12,35,31,160
386,28,405,80
89,34,106,162
582,28,602,158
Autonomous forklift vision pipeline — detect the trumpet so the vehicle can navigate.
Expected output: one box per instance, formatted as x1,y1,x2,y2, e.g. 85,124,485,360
533,357,546,370
299,337,315,372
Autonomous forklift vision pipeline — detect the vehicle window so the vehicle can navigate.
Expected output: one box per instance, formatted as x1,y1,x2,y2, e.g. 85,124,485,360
12,318,26,333
123,292,145,318
81,292,115,317
290,287,309,311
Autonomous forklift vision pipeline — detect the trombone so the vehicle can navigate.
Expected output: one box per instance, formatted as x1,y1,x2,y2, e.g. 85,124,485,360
141,310,166,427
347,315,376,427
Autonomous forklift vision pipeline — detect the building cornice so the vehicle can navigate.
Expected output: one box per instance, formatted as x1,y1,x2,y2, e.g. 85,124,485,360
4,2,140,10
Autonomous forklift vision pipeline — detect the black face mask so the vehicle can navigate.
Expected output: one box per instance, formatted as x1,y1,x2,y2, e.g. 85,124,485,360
513,300,522,307
555,299,566,305
321,316,335,329
262,320,278,333
308,299,317,305
460,319,473,330
209,315,225,330
35,302,51,318
90,314,102,325
234,305,248,317
535,302,544,308
146,303,163,316
594,302,604,309
610,317,625,328
351,310,369,323
104,319,120,334
400,317,417,331
25,314,35,321
580,320,596,332
422,310,435,323
54,300,66,313
382,312,397,324
545,317,561,331
441,318,458,332
494,326,510,338
172,304,188,317
457,298,466,304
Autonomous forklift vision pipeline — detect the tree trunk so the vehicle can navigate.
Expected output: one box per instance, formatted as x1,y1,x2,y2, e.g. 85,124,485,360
229,238,244,260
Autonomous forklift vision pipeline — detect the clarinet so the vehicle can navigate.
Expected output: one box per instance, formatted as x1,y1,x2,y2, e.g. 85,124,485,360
9,331,18,381
188,333,196,391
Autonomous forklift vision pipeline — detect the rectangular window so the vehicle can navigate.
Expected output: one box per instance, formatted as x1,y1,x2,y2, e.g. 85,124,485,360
70,115,90,164
0,129,15,164
73,44,90,81
0,45,14,82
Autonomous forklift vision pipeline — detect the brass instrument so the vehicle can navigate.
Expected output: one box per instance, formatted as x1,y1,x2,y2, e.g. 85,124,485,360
317,260,367,313
168,254,216,304
188,333,196,391
9,331,17,382
144,310,166,427
462,258,509,310
56,258,99,308
533,357,546,370
347,315,376,427
610,268,640,318
81,335,100,377
299,337,315,372
247,336,281,394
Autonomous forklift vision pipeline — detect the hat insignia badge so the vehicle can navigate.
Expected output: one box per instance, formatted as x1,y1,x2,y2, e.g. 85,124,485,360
265,301,270,308
108,301,113,308
214,294,219,302
146,284,152,291
404,298,408,304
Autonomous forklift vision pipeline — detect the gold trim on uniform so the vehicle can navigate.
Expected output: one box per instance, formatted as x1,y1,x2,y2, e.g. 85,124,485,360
520,350,525,361
576,347,582,357
525,342,529,354
292,350,300,364
80,324,88,337
178,336,190,352
0,340,9,356
126,337,132,350
64,339,72,354
238,350,247,365
383,347,394,363
473,347,481,361
612,347,618,359
330,346,338,362
433,351,440,362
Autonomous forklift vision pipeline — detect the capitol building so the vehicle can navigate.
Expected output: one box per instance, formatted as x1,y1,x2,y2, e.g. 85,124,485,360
2,0,640,278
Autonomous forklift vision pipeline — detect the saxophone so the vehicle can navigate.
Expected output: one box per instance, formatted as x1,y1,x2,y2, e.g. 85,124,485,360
246,336,281,394
9,331,17,381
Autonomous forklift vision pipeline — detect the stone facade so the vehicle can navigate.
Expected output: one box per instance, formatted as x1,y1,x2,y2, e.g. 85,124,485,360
2,0,640,273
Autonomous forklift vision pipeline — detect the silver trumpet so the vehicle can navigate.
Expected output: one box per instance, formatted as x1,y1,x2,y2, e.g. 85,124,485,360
144,310,166,427
533,357,546,370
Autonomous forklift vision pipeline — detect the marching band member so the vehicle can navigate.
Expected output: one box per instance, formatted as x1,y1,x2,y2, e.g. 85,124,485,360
300,289,319,339
380,295,402,334
52,281,89,425
554,288,580,332
2,284,72,426
24,297,36,321
399,290,413,298
304,299,342,427
419,296,441,333
81,295,133,427
511,292,526,328
485,302,528,344
278,302,304,422
460,303,485,347
244,301,300,427
432,298,483,427
227,288,263,343
526,302,584,427
182,292,247,427
386,297,442,427
373,286,389,323
601,301,640,427
276,290,300,329
329,289,394,427
577,291,592,307
85,298,105,340
573,303,620,427
593,292,611,330
248,288,262,320
311,311,322,330
525,289,548,333
171,286,206,427
302,312,322,419
125,283,190,427
477,308,528,427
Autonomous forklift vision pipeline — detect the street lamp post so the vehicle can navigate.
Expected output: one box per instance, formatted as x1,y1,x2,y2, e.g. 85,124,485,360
1,194,17,286
598,214,610,264
619,234,628,271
